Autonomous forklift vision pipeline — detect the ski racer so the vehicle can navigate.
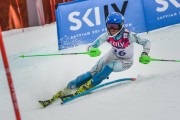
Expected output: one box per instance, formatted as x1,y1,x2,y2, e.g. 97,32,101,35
39,12,151,107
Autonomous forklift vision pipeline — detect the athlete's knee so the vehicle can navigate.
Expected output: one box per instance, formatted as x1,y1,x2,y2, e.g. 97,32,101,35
91,65,113,86
122,61,133,70
67,71,92,89
113,61,133,72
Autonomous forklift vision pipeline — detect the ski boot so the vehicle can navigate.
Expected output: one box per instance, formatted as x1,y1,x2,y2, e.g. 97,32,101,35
74,80,94,95
39,87,75,108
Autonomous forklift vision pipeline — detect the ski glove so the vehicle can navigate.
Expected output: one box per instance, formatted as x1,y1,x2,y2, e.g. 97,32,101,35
86,45,101,57
88,48,101,57
139,52,151,64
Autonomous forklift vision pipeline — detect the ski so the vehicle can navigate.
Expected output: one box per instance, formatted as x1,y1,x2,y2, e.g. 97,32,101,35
39,78,136,108
61,78,136,104
39,99,53,108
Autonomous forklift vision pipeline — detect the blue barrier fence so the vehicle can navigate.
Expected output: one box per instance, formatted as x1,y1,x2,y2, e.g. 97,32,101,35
56,0,180,50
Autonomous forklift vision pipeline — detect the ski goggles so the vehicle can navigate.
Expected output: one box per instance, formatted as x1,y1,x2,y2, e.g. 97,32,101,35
106,22,123,30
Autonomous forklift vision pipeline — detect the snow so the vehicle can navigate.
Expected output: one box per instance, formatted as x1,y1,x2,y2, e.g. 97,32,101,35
0,23,180,120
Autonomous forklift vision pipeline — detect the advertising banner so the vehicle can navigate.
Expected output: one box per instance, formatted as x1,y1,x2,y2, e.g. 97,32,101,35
143,0,180,31
56,0,146,50
56,0,180,50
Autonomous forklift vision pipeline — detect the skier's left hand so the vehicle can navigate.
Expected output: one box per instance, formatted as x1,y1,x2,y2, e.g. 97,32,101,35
139,52,151,64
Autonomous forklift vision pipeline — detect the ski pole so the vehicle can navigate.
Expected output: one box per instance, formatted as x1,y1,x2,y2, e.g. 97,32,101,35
139,55,180,64
150,58,180,62
19,48,101,58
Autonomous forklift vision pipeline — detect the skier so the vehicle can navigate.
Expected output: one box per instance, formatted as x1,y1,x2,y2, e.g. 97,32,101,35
39,12,151,107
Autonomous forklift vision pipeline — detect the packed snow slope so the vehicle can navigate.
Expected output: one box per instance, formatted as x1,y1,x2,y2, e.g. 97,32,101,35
0,24,180,120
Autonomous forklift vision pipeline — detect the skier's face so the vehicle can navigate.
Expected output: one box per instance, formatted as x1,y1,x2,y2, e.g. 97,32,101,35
109,29,119,35
106,23,120,35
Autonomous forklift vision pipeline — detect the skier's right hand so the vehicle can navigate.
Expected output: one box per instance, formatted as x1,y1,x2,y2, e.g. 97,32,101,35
88,48,101,57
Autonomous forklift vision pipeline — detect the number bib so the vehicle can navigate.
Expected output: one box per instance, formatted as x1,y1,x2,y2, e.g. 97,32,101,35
107,32,134,58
